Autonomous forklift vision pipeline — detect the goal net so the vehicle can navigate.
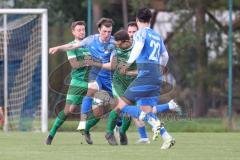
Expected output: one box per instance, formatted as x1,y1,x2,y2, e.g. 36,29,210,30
0,9,48,132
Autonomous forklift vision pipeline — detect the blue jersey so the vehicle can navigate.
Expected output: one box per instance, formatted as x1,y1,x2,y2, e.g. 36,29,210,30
134,27,167,64
124,28,167,104
133,27,167,77
78,34,115,78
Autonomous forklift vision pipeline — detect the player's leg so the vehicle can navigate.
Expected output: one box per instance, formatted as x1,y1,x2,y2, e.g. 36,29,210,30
46,105,70,145
46,80,87,145
106,107,119,134
78,81,98,131
84,75,112,131
133,119,150,144
120,77,175,149
159,123,176,149
105,96,133,145
119,115,131,145
82,111,100,145
137,98,176,149
81,76,113,144
94,76,120,145
152,99,181,114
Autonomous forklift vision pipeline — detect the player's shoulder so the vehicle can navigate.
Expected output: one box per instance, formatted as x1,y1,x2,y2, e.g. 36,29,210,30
66,40,77,54
109,36,115,43
84,35,96,42
147,28,163,42
68,40,76,44
109,36,116,47
134,28,147,41
136,28,147,36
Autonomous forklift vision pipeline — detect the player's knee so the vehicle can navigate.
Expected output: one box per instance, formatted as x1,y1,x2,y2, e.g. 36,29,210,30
69,106,76,114
87,83,98,96
64,105,74,115
134,119,145,127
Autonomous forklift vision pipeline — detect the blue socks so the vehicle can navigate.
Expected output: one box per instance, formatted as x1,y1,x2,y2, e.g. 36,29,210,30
138,126,148,138
160,127,171,140
155,103,169,113
81,96,93,114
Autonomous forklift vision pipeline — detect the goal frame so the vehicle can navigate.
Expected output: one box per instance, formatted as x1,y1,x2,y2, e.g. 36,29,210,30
0,9,48,133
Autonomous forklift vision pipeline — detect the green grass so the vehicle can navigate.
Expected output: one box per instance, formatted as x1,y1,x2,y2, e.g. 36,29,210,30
49,118,238,132
0,132,239,160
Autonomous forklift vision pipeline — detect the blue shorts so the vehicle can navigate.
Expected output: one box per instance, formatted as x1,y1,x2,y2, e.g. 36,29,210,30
124,77,161,105
96,75,113,97
88,67,113,97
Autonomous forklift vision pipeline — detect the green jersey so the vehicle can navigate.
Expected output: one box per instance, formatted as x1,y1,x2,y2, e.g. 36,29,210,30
66,40,90,105
112,47,137,98
66,41,90,81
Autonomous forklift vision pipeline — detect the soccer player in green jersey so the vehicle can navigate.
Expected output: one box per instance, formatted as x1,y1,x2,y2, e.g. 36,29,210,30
106,30,138,145
46,21,91,145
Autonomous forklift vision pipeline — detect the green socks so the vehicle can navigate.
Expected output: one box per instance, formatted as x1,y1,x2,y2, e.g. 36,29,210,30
106,110,119,134
85,112,100,132
120,116,131,134
49,110,67,137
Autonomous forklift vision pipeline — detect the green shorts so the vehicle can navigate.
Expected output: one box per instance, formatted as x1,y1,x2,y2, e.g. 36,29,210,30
112,78,131,98
66,78,88,105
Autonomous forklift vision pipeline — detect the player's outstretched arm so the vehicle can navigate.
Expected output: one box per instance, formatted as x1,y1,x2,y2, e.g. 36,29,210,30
49,43,81,55
68,58,84,69
88,55,116,71
90,60,113,70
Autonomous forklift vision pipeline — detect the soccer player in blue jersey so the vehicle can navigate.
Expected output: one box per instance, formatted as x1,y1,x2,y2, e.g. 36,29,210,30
127,21,150,144
49,18,115,144
112,8,176,149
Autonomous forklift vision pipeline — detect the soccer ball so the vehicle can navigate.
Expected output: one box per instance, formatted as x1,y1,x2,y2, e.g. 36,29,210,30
92,91,114,117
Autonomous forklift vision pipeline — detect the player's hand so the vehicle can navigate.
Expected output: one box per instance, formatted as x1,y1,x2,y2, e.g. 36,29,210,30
111,57,117,70
118,62,128,75
83,55,93,66
49,47,59,55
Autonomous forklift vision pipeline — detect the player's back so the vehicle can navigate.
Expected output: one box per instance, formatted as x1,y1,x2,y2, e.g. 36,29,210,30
135,28,166,78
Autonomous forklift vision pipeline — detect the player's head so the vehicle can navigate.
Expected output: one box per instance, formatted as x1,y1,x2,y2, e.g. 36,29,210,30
136,7,152,27
71,21,86,40
114,29,131,50
97,18,114,43
127,21,138,40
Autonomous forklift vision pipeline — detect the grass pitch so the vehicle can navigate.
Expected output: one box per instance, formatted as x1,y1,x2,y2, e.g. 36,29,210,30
0,132,239,160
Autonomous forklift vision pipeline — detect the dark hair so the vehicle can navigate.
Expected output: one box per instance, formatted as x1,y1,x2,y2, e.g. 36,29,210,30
114,30,130,41
127,21,138,29
136,7,152,23
71,21,86,30
97,18,114,28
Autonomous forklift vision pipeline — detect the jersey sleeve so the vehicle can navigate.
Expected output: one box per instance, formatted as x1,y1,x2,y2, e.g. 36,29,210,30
109,37,117,58
133,28,147,43
127,29,146,64
76,35,95,48
66,50,76,60
159,39,169,66
66,41,76,59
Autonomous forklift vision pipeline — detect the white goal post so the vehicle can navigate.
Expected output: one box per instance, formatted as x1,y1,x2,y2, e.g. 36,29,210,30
0,9,48,132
